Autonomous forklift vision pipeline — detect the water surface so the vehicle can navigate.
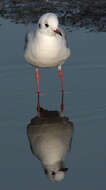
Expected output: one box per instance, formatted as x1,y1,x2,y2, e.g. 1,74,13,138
0,0,106,189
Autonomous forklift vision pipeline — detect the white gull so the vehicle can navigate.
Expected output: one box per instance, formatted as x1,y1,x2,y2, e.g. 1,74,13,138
27,107,73,182
24,13,70,93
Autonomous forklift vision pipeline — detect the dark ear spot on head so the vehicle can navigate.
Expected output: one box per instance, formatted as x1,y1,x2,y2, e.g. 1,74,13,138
44,169,48,175
39,23,41,28
59,168,68,172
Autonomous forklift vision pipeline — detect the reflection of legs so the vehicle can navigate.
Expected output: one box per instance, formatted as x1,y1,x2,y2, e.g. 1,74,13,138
37,92,40,114
36,68,40,94
58,65,64,93
61,92,64,113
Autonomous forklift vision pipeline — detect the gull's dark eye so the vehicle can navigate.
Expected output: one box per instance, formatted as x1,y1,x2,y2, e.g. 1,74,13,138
52,171,55,176
45,23,49,27
39,23,41,28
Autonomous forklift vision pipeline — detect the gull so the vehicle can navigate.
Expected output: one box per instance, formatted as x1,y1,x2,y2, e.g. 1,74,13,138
27,106,74,182
24,13,70,94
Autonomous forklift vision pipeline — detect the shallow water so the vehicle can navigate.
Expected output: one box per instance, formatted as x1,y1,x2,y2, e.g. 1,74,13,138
0,1,106,189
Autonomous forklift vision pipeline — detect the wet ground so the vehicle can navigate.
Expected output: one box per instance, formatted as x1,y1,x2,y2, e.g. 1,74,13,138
0,0,106,189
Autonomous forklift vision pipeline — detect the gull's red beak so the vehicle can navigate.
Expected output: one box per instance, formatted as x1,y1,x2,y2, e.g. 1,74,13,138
59,168,68,172
54,29,62,36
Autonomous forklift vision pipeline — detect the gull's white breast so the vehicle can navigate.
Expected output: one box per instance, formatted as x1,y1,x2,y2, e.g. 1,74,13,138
28,123,72,166
24,30,70,68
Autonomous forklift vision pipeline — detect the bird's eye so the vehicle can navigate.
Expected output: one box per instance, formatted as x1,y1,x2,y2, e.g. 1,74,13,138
52,171,55,176
39,23,41,28
45,23,49,27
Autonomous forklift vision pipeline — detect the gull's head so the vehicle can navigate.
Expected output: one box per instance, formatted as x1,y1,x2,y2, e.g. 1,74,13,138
44,161,68,182
37,13,62,36
44,167,68,182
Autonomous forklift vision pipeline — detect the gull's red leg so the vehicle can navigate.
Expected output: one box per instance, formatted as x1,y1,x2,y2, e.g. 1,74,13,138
36,68,40,94
58,66,64,93
61,92,64,112
37,92,40,114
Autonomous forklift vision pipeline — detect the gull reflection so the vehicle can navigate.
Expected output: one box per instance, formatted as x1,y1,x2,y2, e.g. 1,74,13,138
27,94,74,182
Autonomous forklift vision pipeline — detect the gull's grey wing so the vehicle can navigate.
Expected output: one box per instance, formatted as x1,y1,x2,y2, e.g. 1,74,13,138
60,28,69,48
66,121,74,152
24,30,34,50
24,32,29,50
